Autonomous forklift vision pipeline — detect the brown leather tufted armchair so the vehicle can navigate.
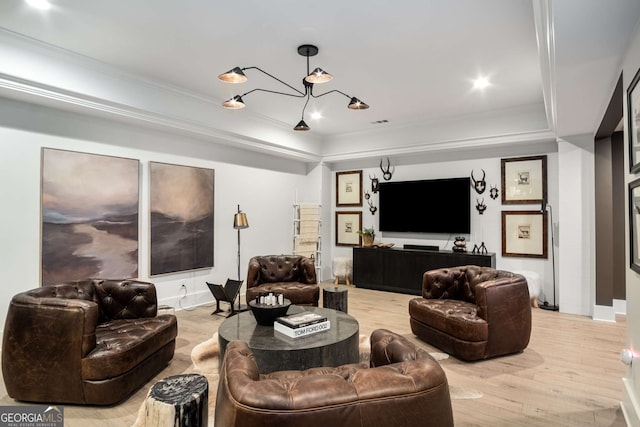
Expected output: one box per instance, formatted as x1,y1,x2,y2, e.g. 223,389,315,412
246,255,319,306
215,329,453,427
2,279,177,405
409,265,531,361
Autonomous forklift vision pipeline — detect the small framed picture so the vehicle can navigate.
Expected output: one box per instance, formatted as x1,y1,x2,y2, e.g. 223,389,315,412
336,170,363,207
335,211,362,246
502,210,548,258
501,155,547,204
629,178,640,273
628,67,640,173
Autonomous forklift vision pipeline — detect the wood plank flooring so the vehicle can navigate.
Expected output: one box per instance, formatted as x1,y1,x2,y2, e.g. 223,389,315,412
0,283,627,426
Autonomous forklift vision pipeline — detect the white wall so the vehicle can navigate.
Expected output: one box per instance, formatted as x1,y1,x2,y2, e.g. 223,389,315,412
0,99,319,330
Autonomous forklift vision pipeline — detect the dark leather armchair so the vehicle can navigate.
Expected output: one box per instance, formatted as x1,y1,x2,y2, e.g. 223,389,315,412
245,255,319,306
2,279,177,405
215,329,453,427
409,265,531,361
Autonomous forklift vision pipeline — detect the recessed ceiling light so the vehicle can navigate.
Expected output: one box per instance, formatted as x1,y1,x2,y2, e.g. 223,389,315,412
25,0,51,10
310,111,322,120
473,77,490,90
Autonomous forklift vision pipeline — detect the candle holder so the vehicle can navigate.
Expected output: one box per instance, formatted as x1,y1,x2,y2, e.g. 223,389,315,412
248,294,291,326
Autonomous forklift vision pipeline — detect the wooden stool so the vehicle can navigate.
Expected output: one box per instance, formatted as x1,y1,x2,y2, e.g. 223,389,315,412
323,287,348,313
144,374,208,427
332,257,352,286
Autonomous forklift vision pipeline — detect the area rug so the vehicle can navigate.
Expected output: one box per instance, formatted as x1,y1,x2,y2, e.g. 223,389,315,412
132,333,481,426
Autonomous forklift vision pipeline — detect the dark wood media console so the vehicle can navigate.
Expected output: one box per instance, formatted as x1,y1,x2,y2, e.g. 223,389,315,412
352,247,496,295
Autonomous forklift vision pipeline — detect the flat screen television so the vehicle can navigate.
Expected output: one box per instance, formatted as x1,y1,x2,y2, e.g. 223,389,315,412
378,177,471,234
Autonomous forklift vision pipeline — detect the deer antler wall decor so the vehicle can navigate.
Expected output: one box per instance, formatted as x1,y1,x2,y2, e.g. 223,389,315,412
380,157,394,181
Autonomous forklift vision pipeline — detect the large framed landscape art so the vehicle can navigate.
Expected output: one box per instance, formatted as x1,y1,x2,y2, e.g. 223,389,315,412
41,148,140,286
150,162,214,275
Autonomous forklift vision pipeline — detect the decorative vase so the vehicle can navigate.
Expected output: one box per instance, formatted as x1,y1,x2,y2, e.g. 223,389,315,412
362,234,375,247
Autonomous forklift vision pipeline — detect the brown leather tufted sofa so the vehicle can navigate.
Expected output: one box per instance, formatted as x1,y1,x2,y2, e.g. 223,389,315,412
246,255,319,306
215,328,453,427
409,265,531,361
2,279,178,405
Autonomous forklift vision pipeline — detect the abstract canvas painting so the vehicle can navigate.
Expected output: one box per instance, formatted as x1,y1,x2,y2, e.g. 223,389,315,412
41,148,140,286
150,162,214,275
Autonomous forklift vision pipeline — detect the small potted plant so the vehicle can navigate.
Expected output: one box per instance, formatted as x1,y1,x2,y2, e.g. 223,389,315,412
358,227,376,247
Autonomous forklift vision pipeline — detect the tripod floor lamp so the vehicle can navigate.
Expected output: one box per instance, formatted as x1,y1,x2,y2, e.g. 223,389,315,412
540,199,559,311
233,204,249,312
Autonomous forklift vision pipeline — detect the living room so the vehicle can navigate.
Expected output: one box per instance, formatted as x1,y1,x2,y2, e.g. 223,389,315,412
1,1,640,426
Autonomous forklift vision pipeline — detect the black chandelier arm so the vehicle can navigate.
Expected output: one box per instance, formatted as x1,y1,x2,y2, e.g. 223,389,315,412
301,93,310,118
309,88,352,100
237,87,308,99
241,66,306,96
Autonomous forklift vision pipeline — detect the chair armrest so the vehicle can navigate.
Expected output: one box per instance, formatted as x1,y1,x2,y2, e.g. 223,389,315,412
369,328,431,367
2,295,99,403
298,256,318,284
246,257,262,289
474,275,532,356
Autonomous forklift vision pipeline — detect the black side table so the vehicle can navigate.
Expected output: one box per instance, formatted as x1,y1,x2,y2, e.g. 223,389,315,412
323,286,348,313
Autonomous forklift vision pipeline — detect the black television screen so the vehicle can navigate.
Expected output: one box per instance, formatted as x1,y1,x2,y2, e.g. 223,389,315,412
378,177,471,234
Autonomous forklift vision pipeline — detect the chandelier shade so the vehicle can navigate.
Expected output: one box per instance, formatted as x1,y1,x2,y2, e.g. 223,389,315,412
348,97,369,110
218,67,248,84
293,119,310,131
218,44,369,131
305,67,333,84
222,95,246,109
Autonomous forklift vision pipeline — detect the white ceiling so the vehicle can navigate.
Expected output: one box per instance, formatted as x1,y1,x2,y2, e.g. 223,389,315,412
0,0,639,162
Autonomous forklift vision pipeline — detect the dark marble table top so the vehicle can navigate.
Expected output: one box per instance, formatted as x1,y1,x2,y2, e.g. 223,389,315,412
218,305,360,372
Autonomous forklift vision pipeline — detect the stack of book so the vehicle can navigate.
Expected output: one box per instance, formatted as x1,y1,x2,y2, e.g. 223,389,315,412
274,312,330,338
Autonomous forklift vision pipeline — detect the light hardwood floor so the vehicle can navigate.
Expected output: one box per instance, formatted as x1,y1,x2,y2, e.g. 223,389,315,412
0,283,628,426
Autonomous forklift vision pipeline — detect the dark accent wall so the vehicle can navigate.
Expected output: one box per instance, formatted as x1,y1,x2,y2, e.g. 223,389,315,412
595,136,615,306
595,74,625,306
612,131,625,301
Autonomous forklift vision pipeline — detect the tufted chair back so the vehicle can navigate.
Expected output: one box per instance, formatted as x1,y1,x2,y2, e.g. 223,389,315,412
25,279,158,322
92,279,158,321
423,265,517,303
246,255,317,288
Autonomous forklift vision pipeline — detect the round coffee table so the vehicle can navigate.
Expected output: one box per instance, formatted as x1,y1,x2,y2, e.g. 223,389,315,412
218,305,359,373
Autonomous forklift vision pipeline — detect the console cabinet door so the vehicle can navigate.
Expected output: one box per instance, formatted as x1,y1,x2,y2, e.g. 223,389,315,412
352,247,384,289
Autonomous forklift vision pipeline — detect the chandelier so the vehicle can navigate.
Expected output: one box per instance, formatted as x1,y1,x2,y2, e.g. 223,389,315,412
218,44,369,131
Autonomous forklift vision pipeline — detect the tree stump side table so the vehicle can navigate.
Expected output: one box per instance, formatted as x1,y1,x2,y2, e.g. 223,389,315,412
144,373,208,427
323,287,348,313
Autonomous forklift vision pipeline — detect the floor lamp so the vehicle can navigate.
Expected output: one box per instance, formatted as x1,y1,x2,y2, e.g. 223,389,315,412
540,199,559,311
233,204,249,312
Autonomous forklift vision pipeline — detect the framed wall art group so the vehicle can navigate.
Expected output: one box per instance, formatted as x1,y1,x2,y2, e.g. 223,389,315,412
500,155,548,258
335,170,363,246
40,148,215,286
628,67,640,272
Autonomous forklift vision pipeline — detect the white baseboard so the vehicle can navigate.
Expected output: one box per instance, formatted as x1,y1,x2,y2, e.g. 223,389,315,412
614,299,627,315
622,378,640,427
159,290,214,311
592,304,616,322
